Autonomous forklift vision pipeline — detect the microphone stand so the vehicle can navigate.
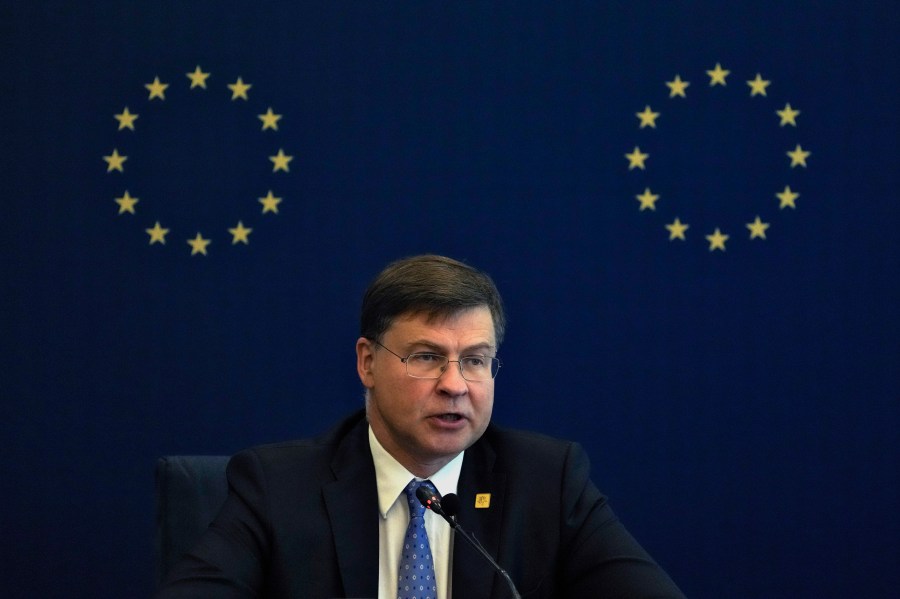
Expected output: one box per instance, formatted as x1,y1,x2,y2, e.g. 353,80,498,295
417,488,522,599
443,515,522,599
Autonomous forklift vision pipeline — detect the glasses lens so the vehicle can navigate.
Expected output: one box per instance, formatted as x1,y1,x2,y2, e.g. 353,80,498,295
405,353,500,381
405,353,448,378
460,356,499,381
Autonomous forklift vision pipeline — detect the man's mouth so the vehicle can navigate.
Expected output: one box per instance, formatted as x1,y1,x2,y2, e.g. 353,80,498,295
435,413,463,422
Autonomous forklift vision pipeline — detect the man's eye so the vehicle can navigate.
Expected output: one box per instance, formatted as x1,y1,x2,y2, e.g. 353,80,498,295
410,353,442,364
462,356,487,368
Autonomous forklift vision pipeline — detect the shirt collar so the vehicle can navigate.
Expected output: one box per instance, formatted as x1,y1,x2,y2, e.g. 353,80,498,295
368,425,464,519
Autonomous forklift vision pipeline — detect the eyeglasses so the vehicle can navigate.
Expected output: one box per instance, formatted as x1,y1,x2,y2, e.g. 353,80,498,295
373,341,501,382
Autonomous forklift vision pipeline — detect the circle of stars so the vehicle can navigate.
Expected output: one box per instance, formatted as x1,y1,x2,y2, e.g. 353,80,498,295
625,62,811,252
103,65,293,255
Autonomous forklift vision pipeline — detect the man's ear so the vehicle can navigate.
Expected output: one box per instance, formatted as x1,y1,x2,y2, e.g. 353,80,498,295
356,337,376,388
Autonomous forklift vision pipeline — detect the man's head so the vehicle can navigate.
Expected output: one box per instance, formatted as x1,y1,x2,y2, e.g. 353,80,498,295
356,255,506,477
359,254,505,347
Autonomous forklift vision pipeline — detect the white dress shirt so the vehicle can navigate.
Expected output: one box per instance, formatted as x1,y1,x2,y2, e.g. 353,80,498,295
369,426,463,599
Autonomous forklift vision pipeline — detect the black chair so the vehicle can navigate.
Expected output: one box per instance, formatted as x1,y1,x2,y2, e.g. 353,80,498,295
155,455,230,583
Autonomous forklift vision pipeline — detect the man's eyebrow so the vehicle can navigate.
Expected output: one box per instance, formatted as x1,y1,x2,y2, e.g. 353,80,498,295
406,340,495,354
406,340,448,353
461,342,495,355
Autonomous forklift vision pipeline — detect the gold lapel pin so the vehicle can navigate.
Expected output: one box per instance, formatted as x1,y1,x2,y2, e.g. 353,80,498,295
475,493,491,508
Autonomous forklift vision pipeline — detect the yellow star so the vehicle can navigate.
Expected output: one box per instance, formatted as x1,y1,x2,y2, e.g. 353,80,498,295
705,228,729,252
625,146,649,170
228,221,253,244
665,218,689,241
145,76,169,100
746,73,771,97
259,190,283,214
787,144,811,167
776,103,801,127
776,185,800,209
114,107,139,131
146,221,169,245
227,77,252,100
665,75,689,98
103,148,127,172
269,148,294,172
746,216,770,239
635,187,660,211
635,105,660,129
114,190,139,214
186,65,211,89
706,63,730,86
258,107,283,131
187,233,211,256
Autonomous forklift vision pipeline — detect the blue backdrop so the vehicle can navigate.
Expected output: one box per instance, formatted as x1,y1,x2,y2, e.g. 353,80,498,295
3,2,898,597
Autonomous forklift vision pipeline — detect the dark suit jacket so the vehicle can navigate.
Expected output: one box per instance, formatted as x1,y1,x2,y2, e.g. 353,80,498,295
156,410,684,598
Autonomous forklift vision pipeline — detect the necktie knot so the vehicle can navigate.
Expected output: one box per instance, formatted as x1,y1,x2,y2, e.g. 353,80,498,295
404,479,435,519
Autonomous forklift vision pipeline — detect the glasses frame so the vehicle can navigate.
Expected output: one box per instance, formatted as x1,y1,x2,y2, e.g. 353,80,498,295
372,340,501,382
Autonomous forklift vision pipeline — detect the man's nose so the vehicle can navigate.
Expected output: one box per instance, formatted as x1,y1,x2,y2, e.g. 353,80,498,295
436,360,468,395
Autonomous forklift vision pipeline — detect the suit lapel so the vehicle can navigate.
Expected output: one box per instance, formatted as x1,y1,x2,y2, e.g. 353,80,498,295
320,416,509,599
451,433,507,599
322,416,380,598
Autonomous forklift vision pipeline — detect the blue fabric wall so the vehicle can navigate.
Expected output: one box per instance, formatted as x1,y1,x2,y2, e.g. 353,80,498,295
3,2,898,597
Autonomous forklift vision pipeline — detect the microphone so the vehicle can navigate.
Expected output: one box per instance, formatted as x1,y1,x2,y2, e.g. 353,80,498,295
415,485,452,519
416,487,522,599
440,493,460,518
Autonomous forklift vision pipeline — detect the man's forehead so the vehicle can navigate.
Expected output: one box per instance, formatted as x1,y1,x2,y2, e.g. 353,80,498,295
387,307,496,340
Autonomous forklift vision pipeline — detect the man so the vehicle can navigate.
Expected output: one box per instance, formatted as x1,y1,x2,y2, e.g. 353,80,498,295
157,255,685,598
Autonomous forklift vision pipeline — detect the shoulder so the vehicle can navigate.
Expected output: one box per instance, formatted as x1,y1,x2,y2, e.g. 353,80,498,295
482,422,583,456
479,423,591,477
228,409,368,477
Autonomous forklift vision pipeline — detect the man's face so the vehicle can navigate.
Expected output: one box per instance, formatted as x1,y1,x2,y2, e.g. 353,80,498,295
357,306,496,477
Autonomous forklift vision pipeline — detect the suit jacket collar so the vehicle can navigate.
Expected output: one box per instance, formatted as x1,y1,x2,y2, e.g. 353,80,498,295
452,427,507,599
322,411,380,597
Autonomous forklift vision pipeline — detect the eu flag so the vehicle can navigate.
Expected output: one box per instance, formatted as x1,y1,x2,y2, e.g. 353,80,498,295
3,2,897,597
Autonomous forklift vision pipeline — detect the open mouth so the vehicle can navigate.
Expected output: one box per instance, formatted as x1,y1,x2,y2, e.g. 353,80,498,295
435,413,463,422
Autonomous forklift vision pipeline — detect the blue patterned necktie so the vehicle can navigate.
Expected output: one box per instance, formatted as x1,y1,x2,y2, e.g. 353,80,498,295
397,479,438,599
